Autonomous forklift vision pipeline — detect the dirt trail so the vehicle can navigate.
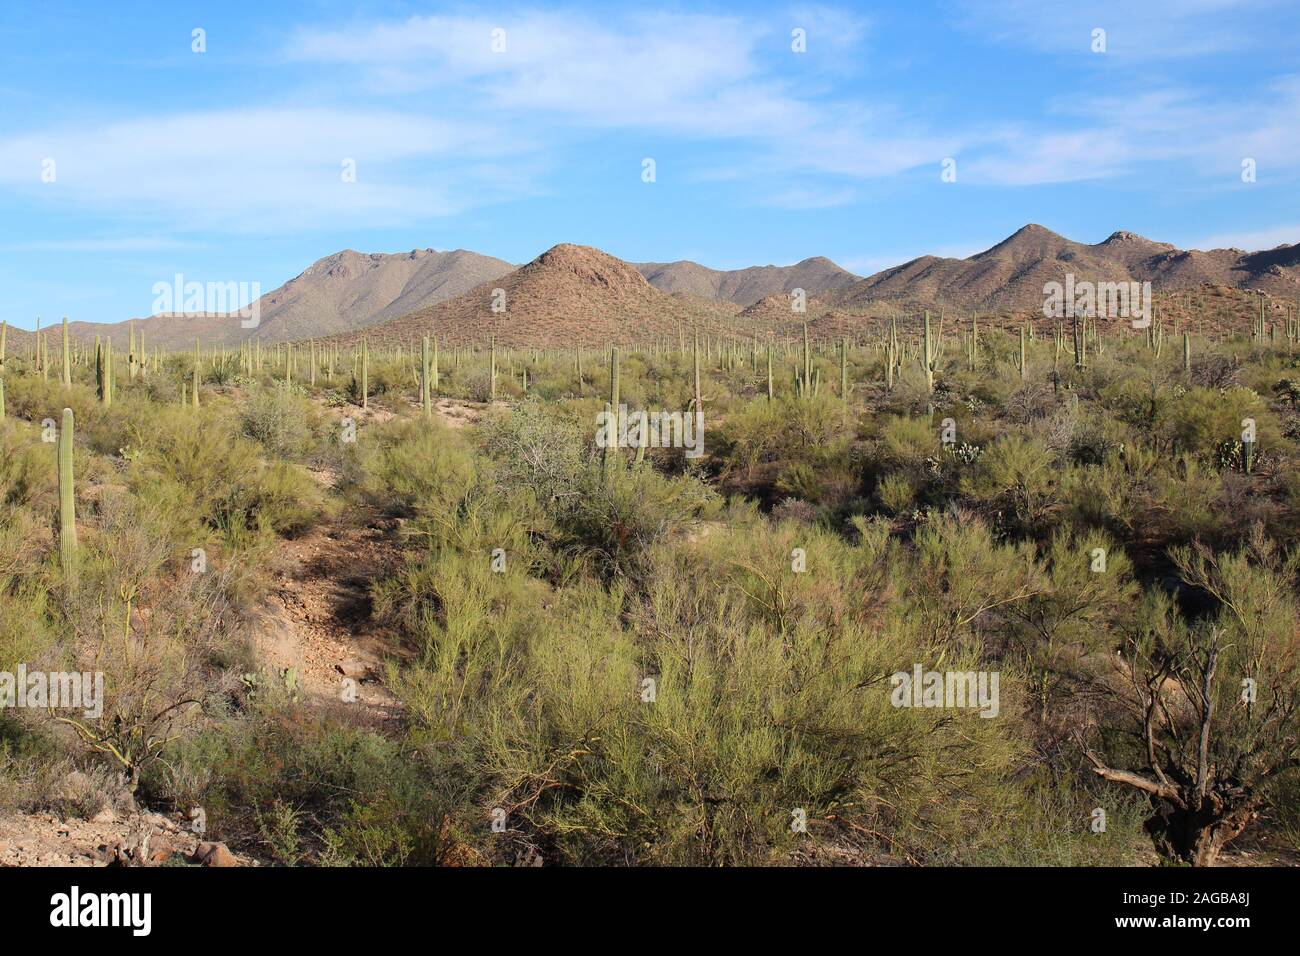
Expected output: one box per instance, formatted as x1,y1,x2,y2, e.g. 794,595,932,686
251,506,408,729
249,395,492,728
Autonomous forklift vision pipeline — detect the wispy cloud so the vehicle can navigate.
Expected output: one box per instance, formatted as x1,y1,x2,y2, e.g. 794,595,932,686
958,77,1300,185
953,0,1282,58
1185,225,1300,252
0,1,1295,245
286,11,772,124
286,9,955,185
0,108,542,231
0,237,192,253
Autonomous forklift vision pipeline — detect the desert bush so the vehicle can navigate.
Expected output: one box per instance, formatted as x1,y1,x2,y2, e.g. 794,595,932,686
961,435,1057,530
240,385,321,459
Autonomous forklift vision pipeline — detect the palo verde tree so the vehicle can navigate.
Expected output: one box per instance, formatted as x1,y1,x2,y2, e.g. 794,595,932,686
1079,525,1300,865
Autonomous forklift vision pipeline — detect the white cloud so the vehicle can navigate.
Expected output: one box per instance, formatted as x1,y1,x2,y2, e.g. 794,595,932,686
0,108,541,231
3,4,1296,235
286,11,770,125
1184,225,1300,252
957,76,1300,185
286,10,952,181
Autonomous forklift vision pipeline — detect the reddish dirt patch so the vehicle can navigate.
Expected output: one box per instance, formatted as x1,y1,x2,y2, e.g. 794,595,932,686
251,514,408,731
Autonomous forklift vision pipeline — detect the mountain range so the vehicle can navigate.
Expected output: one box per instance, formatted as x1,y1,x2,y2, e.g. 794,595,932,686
6,225,1298,352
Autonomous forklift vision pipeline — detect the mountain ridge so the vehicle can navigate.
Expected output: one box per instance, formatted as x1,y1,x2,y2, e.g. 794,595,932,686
16,224,1298,349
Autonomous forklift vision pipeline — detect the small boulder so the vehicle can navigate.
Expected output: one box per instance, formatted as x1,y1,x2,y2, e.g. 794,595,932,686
335,659,369,680
191,841,238,867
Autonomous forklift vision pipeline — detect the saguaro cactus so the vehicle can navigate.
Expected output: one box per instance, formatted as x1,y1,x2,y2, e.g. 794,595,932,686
610,345,620,424
800,322,812,397
61,316,72,388
692,331,702,412
922,310,943,393
361,339,369,409
766,344,774,401
605,346,621,470
1183,332,1191,375
633,408,648,467
192,341,201,408
489,335,497,401
884,318,900,391
1072,314,1087,369
98,339,114,406
58,407,78,586
1018,324,1028,381
840,338,850,399
421,336,432,418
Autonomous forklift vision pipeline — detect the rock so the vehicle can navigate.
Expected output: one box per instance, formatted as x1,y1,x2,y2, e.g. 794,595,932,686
90,807,116,824
93,843,117,863
335,659,369,679
147,837,179,865
192,841,238,867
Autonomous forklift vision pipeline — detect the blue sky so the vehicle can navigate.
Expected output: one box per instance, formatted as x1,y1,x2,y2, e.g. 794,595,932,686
1,0,1298,328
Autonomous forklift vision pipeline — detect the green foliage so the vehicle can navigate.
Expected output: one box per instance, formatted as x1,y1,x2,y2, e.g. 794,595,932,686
6,323,1300,867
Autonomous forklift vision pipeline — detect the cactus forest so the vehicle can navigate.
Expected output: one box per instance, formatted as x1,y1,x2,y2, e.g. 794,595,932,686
3,299,1300,869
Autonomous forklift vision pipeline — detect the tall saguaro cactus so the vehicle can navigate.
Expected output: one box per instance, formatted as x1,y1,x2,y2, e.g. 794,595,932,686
692,331,702,412
922,310,943,393
61,316,72,388
361,339,369,409
610,345,620,425
58,407,78,586
98,339,114,406
840,338,850,400
605,346,621,471
800,322,812,397
421,335,433,418
884,317,900,391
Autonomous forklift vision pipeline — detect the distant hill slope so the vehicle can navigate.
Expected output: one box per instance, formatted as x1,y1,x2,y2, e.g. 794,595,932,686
636,256,859,306
331,243,742,349
27,225,1300,352
65,248,516,350
828,224,1300,314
